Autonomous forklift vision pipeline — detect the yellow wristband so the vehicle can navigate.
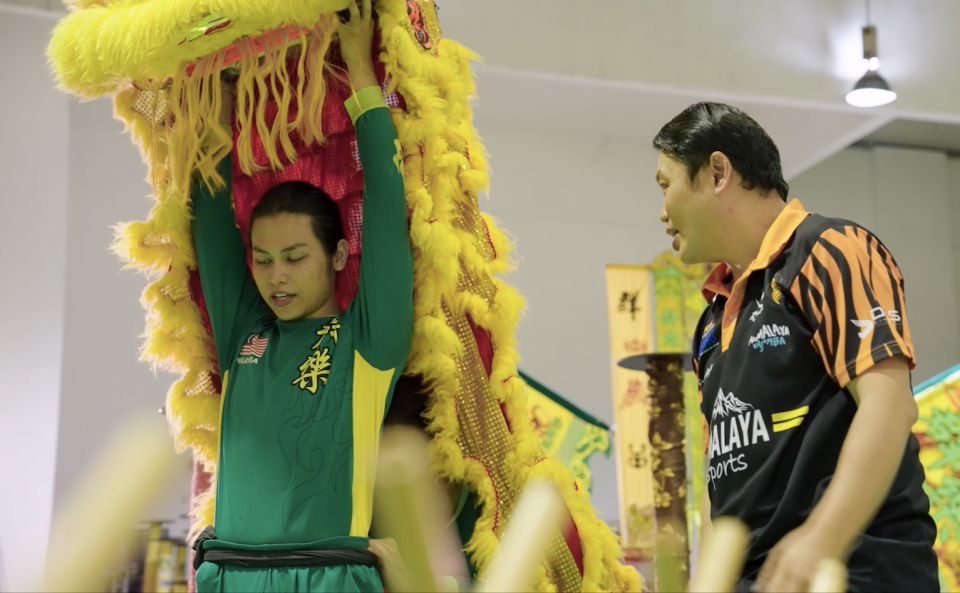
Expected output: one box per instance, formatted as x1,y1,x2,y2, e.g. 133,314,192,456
344,85,387,124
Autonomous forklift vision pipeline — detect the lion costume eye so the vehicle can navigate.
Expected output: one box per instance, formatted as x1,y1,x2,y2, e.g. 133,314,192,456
406,0,433,49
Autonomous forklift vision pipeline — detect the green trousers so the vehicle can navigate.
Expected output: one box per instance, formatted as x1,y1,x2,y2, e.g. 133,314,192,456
195,562,383,592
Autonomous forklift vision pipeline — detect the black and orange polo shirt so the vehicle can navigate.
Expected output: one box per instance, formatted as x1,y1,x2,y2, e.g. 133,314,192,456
692,200,938,590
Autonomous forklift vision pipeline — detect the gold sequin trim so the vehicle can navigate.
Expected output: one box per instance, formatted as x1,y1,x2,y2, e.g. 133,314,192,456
132,89,170,125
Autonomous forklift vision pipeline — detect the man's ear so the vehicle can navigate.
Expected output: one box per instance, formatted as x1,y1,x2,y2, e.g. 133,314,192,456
332,239,349,272
709,151,735,193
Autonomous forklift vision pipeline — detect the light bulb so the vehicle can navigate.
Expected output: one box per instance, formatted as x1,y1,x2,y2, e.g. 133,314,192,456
846,87,897,107
846,69,896,107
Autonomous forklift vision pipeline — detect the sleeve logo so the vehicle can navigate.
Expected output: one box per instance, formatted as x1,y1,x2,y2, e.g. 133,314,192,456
852,307,902,339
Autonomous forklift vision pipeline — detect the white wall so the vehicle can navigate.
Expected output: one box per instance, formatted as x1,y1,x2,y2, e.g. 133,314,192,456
47,98,194,561
0,12,191,590
0,13,70,592
950,158,960,334
477,123,672,521
790,147,960,384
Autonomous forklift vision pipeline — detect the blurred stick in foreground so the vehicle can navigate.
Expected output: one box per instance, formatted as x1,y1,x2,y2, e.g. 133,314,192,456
654,528,684,593
375,426,441,593
474,480,567,593
44,414,177,593
688,517,749,593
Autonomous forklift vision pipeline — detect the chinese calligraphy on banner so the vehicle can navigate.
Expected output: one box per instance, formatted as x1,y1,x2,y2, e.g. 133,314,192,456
605,253,713,561
606,264,656,556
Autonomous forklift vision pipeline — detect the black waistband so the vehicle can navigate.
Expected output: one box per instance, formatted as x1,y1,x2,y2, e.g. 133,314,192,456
192,526,379,570
202,547,380,568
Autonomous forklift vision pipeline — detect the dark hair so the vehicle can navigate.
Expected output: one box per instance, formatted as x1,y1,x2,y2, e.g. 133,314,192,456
653,102,789,201
384,373,430,431
250,181,345,255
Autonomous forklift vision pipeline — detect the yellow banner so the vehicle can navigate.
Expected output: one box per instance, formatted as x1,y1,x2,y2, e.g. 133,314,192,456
606,265,655,553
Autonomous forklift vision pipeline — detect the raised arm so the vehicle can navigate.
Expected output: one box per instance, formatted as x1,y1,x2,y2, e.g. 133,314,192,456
340,0,414,369
191,143,270,371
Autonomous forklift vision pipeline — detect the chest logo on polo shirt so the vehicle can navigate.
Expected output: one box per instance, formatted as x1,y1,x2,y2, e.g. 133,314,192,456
707,387,771,487
237,334,268,364
749,300,764,322
748,324,790,352
699,323,719,358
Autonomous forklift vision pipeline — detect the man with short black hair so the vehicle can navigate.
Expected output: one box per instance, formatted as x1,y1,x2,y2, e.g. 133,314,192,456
653,102,938,592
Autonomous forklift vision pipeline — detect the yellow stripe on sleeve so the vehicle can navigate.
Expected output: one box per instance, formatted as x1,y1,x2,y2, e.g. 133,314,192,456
219,370,230,414
771,406,809,423
773,417,805,432
349,352,395,537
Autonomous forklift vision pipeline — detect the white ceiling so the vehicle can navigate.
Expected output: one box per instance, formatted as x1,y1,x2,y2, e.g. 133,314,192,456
858,119,960,155
470,64,893,181
438,0,960,121
5,0,958,177
443,0,960,179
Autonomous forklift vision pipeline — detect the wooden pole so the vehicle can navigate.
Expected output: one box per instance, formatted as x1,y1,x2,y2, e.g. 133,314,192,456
646,354,691,590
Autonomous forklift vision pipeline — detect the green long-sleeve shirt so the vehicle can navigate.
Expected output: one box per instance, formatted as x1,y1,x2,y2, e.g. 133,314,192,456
191,87,413,592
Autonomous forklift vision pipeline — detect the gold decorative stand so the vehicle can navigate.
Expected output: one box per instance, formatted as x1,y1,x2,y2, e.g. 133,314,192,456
618,352,693,591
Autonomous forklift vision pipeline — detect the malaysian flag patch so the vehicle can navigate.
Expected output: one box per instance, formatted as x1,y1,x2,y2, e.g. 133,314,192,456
238,334,268,363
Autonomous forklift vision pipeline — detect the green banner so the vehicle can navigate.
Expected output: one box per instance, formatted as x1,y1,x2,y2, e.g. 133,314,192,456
521,370,611,492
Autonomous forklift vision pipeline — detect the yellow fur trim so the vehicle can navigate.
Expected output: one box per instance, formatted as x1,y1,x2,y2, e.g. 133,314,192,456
51,0,639,588
460,456,501,571
48,0,350,94
189,469,217,541
528,459,642,592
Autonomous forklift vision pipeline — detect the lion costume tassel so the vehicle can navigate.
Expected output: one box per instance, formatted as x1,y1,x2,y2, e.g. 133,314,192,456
47,1,640,591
